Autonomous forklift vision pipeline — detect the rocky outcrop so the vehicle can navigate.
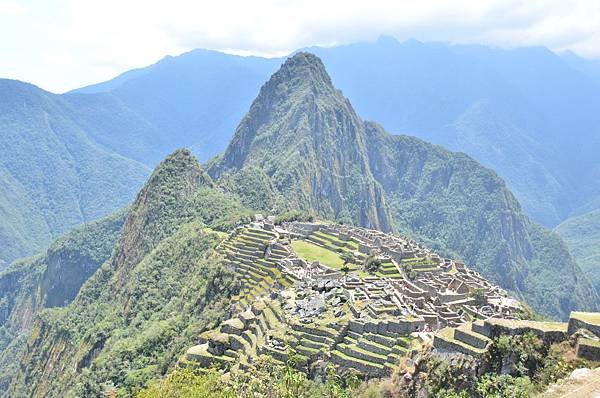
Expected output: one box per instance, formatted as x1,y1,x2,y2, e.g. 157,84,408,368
209,53,392,232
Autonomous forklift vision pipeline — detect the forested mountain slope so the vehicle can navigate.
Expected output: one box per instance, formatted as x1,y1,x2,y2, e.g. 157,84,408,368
0,79,150,268
306,38,600,227
8,150,249,397
209,52,598,319
0,212,124,392
209,53,392,231
556,209,600,292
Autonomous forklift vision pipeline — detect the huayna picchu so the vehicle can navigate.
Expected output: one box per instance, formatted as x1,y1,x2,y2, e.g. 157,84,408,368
185,215,525,377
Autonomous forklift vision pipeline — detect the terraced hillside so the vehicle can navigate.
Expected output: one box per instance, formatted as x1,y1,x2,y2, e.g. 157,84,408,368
185,217,524,378
219,226,294,310
433,313,600,364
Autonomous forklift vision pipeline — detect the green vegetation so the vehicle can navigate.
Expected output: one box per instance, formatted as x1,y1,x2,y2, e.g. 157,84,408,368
555,208,600,292
524,224,597,319
0,79,151,268
208,53,392,232
6,150,249,397
137,359,379,398
0,211,125,393
474,374,534,398
340,252,354,265
291,240,345,269
363,253,381,273
419,333,592,397
401,262,417,281
274,210,315,225
217,167,287,214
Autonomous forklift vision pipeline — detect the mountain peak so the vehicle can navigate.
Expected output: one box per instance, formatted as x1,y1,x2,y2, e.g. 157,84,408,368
115,148,211,270
210,52,392,231
212,51,355,175
264,52,334,94
281,52,329,77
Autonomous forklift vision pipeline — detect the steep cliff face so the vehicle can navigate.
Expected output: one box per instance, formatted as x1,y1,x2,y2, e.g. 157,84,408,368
8,149,246,397
210,52,598,319
0,212,124,393
209,53,392,231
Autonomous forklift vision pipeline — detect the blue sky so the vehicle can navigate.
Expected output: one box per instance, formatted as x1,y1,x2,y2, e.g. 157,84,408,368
1,0,600,93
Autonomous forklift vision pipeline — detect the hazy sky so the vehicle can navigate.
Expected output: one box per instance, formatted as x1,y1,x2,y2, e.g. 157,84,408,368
1,0,600,93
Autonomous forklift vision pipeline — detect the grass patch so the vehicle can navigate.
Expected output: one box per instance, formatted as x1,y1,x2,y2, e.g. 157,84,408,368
487,318,568,332
291,240,345,269
571,312,600,325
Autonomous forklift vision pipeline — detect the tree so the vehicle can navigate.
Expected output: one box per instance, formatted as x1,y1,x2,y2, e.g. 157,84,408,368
469,288,486,306
363,253,381,273
340,252,353,265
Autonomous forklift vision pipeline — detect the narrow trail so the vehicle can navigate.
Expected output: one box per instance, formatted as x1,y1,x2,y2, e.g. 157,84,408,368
543,369,600,398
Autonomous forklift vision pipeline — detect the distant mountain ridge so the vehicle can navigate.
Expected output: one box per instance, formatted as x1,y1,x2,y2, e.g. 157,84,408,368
67,38,600,230
0,79,150,268
72,49,281,163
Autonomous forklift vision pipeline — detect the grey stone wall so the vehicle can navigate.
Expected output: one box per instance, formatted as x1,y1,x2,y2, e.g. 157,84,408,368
568,318,600,338
576,340,600,361
454,329,489,349
433,335,483,357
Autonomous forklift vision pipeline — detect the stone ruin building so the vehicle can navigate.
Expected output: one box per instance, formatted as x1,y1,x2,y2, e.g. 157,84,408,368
185,216,527,377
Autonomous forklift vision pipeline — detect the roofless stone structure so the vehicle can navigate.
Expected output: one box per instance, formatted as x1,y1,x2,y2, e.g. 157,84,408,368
183,217,534,377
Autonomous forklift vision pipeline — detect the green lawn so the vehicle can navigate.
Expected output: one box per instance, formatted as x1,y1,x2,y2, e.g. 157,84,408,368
291,239,373,278
291,240,345,269
571,312,600,325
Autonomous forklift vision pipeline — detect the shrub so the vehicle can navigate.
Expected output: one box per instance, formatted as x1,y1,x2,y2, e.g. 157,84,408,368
274,211,315,225
475,374,534,398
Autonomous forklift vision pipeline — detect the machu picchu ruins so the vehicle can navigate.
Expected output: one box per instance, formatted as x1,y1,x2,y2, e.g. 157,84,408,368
184,215,554,378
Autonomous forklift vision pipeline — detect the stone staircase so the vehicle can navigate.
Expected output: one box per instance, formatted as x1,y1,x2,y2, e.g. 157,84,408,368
376,259,403,278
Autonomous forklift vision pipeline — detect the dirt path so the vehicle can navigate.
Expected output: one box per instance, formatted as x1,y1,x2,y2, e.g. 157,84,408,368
542,368,600,398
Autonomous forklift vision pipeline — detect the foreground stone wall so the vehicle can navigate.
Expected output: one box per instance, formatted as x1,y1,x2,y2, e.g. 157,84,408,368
576,338,600,361
568,314,600,338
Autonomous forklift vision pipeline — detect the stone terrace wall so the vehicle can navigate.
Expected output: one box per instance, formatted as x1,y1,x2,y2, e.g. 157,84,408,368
568,314,600,338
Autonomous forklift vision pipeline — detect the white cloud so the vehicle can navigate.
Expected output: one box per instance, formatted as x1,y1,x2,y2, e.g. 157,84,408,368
0,0,25,15
1,0,600,92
